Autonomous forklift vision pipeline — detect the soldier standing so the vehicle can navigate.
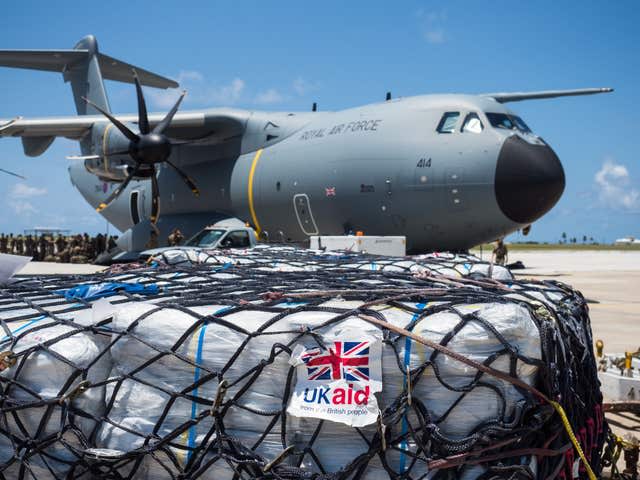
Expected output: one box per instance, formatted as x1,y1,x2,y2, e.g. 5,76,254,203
38,235,47,261
24,235,35,258
107,235,117,251
7,234,14,254
167,228,185,246
14,235,24,255
85,237,95,261
45,236,55,258
95,233,106,255
0,234,7,254
492,238,508,267
55,234,66,255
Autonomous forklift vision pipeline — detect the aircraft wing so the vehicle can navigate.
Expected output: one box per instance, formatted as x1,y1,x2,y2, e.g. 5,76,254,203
483,87,613,103
0,110,247,156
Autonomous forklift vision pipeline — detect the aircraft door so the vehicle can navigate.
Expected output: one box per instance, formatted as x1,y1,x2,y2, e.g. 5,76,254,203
130,190,141,225
293,194,319,236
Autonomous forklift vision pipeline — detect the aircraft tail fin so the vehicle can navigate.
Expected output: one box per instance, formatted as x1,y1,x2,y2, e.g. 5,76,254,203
0,35,178,116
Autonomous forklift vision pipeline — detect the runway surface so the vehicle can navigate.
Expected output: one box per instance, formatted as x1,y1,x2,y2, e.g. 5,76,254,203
505,250,640,354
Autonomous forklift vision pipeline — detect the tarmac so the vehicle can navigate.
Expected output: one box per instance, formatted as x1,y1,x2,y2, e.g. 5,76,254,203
504,250,640,355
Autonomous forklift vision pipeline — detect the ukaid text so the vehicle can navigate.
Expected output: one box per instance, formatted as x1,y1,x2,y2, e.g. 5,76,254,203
287,338,382,427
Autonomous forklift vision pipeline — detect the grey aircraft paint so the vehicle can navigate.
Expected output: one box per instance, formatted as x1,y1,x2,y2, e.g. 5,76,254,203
0,36,612,253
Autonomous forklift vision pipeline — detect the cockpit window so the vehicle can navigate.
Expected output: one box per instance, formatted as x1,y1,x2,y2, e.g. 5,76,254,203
486,113,532,133
486,113,515,130
436,112,460,133
461,113,483,133
511,115,532,133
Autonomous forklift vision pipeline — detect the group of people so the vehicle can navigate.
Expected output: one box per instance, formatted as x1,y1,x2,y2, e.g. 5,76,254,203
0,233,119,263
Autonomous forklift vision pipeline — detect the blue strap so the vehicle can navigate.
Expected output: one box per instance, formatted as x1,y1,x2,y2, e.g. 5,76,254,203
399,302,426,473
0,315,47,343
55,282,159,302
186,306,232,463
216,262,233,272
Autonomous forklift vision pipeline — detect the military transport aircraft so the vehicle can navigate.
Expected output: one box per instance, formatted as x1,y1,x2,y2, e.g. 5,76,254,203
0,36,613,253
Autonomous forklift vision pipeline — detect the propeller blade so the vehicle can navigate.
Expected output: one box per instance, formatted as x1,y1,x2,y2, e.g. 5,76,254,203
82,96,140,143
0,167,26,180
132,70,150,135
153,90,186,135
165,159,200,197
150,168,160,224
96,165,139,213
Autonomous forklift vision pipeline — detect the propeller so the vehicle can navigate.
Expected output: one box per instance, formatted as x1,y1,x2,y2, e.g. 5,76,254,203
83,70,200,224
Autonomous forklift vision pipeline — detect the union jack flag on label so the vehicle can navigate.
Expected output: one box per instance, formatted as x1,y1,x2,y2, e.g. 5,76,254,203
302,341,370,381
288,331,382,427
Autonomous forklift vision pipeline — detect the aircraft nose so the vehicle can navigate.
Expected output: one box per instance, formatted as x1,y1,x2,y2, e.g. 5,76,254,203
494,135,565,224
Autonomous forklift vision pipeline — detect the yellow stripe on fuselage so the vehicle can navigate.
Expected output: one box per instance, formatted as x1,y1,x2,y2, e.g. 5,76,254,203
101,123,114,175
247,148,264,237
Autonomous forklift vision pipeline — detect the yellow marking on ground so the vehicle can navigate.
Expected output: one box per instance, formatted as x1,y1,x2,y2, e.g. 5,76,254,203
247,149,264,236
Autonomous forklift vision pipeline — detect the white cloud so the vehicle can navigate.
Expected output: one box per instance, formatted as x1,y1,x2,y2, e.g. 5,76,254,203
147,71,246,108
208,78,245,104
292,77,320,96
178,70,204,82
147,71,317,109
424,29,445,44
254,88,286,105
10,183,47,199
417,9,447,44
594,159,640,210
9,200,37,215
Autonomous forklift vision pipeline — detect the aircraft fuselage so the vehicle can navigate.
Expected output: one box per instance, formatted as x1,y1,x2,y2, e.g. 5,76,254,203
70,94,565,253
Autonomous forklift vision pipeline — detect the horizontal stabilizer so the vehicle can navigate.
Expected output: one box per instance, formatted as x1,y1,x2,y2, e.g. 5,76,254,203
483,87,613,103
0,49,178,89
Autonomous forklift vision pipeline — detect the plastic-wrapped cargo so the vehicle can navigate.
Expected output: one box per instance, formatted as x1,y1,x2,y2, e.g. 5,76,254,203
0,313,112,479
148,245,513,280
0,251,604,479
96,302,296,479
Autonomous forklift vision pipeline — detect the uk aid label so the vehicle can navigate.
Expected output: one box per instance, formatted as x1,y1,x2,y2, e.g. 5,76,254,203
287,336,382,427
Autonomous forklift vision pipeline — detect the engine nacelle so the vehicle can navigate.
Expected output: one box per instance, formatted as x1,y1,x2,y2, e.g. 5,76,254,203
84,122,137,182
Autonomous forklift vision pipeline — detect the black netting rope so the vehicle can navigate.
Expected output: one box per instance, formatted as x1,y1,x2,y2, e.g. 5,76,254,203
0,255,604,479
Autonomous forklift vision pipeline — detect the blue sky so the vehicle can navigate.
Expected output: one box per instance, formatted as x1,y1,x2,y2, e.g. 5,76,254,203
0,1,638,242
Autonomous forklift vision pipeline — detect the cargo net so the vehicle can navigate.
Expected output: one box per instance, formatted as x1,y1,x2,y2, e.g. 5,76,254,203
145,245,514,281
0,252,603,479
